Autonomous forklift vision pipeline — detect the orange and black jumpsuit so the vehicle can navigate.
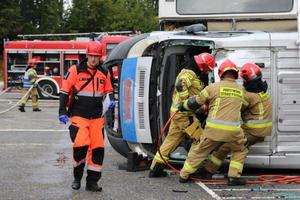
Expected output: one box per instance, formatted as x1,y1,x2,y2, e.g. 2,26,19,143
59,59,113,183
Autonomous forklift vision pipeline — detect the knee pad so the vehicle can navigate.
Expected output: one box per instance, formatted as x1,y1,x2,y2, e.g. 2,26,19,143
73,146,88,162
92,147,104,165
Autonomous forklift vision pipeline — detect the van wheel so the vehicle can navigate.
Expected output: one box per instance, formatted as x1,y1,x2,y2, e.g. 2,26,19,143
37,81,58,99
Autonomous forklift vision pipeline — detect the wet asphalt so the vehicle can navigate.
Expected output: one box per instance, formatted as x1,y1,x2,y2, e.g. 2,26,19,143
0,91,300,200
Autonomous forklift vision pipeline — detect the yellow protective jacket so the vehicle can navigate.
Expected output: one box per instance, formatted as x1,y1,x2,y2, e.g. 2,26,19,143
187,78,248,142
170,69,205,115
23,68,37,88
242,91,272,137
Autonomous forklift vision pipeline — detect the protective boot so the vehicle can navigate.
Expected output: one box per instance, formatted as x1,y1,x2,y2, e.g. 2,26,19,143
33,108,42,112
86,170,102,192
71,163,85,190
19,105,25,112
179,168,214,184
227,177,246,186
148,163,168,178
86,182,102,192
72,179,81,190
193,168,213,180
179,176,190,183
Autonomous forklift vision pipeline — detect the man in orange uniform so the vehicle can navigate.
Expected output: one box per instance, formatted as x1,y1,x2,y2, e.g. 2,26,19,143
59,41,113,192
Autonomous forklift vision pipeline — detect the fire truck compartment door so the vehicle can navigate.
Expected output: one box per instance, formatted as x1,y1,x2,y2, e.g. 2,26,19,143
120,57,153,143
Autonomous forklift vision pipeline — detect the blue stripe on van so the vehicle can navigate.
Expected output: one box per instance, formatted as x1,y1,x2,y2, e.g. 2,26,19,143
120,58,137,142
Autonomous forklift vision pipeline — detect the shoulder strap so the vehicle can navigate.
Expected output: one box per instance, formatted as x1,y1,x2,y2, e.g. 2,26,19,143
73,69,97,94
80,70,97,91
97,65,108,77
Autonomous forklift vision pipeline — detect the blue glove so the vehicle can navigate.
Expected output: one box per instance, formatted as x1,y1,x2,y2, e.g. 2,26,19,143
109,100,116,109
59,115,69,124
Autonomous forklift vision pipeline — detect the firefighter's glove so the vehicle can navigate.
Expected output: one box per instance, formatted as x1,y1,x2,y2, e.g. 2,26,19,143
59,115,69,124
109,100,116,109
196,103,208,114
177,102,187,112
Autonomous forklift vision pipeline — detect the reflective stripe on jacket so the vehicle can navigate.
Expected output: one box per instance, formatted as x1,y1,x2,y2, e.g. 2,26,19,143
170,69,204,114
193,78,248,142
242,91,272,137
23,68,37,88
59,59,113,118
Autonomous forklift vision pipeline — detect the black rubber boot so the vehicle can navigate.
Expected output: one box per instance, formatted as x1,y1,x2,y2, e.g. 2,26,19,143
19,105,25,112
86,170,102,192
148,163,168,178
179,168,214,184
71,163,85,190
86,182,102,192
33,108,42,112
179,176,190,183
193,168,214,180
72,179,81,190
227,177,246,186
149,170,168,178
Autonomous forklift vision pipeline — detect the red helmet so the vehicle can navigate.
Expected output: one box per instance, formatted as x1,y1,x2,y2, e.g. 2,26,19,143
27,58,38,67
218,59,238,79
86,41,102,56
194,53,216,73
239,63,262,82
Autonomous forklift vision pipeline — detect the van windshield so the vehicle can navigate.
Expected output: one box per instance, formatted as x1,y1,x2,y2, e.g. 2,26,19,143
177,0,293,15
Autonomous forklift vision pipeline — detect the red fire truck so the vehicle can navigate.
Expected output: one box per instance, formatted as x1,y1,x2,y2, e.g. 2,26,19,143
2,35,130,98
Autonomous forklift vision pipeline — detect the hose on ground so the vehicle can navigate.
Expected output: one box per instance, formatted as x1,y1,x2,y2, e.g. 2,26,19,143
37,84,59,99
156,111,300,184
0,86,34,115
0,87,12,97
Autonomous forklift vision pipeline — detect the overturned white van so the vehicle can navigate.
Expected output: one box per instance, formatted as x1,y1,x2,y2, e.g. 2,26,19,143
104,0,300,169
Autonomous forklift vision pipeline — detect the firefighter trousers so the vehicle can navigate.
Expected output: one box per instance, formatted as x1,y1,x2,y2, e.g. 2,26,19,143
150,114,202,170
204,132,264,174
180,135,248,179
69,116,105,181
20,87,39,109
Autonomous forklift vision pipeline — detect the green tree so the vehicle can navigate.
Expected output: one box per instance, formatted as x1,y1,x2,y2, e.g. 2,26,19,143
145,0,158,14
39,0,65,33
66,0,158,33
19,0,39,33
86,0,114,32
19,0,65,34
66,0,90,32
1,0,158,38
0,0,21,37
105,0,158,32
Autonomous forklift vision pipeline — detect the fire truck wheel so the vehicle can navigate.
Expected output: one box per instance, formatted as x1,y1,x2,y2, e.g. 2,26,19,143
37,80,58,99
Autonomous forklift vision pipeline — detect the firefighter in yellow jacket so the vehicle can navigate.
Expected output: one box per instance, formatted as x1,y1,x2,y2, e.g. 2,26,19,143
203,63,272,176
19,58,41,112
148,53,216,177
179,59,249,186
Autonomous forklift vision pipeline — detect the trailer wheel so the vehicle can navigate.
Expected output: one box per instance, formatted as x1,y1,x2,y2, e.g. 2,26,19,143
38,81,58,99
